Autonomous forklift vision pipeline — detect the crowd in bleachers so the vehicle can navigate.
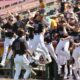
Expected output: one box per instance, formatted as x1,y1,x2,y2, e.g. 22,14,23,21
0,0,80,80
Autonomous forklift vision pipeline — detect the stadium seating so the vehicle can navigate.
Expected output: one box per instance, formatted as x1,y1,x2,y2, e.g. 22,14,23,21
0,0,54,16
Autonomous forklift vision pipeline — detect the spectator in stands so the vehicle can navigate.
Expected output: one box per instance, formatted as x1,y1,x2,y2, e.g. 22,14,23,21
74,2,80,13
39,0,46,15
50,16,58,31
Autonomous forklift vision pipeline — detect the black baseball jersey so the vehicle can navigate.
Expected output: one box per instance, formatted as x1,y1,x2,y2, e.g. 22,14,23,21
44,30,53,43
1,22,14,38
12,37,27,55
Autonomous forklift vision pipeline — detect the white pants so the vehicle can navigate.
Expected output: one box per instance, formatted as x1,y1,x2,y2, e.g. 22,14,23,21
14,54,31,80
73,46,80,69
46,43,57,62
56,40,70,76
1,37,15,65
72,46,80,79
34,45,52,64
56,40,70,65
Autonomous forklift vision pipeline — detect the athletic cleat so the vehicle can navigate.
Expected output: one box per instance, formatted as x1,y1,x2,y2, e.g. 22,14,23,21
64,75,68,79
0,63,5,67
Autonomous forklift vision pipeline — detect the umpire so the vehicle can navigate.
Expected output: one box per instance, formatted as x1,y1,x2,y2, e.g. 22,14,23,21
12,28,31,80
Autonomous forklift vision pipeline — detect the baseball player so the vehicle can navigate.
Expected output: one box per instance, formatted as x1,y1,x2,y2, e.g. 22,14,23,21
56,35,72,79
0,16,16,67
27,23,52,64
72,43,80,80
12,28,32,80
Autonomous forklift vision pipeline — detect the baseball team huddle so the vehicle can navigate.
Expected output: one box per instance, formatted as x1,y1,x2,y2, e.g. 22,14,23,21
0,0,80,80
